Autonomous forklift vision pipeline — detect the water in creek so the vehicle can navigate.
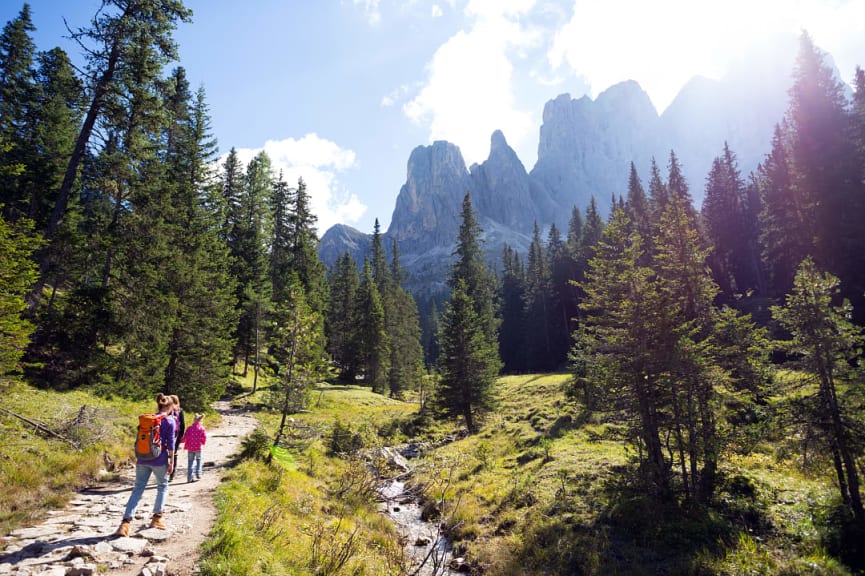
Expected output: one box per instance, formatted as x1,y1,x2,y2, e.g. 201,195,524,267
379,477,457,575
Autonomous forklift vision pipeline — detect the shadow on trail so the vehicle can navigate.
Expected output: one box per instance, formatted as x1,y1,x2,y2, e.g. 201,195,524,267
0,533,113,565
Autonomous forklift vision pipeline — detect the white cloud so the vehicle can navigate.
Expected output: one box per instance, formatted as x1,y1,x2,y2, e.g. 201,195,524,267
403,0,539,165
431,4,443,18
548,0,865,113
353,0,382,25
381,84,412,108
230,134,366,235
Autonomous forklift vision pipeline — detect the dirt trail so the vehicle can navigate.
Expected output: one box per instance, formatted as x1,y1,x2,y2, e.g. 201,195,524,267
0,400,257,576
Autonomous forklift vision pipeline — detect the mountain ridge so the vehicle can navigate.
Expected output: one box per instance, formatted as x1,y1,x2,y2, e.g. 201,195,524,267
319,39,810,289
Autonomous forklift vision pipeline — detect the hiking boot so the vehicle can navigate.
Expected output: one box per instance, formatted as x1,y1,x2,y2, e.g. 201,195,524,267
115,518,132,537
149,513,166,530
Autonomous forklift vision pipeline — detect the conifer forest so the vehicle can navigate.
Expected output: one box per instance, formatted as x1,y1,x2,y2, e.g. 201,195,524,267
2,1,865,574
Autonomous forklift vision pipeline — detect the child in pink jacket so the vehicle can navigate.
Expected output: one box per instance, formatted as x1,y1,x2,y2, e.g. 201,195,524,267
183,413,207,482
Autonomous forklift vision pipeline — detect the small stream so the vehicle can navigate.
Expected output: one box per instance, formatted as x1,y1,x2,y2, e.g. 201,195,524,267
375,445,461,575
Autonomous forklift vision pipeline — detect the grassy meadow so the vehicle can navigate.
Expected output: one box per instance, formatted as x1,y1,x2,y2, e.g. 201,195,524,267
0,370,858,575
202,372,857,575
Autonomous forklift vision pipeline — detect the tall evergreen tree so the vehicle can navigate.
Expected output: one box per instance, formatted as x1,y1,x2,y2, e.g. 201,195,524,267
386,239,424,398
666,150,698,223
787,32,864,319
326,251,360,381
574,208,671,496
450,193,497,341
546,222,572,370
438,193,500,432
0,208,41,376
234,151,273,382
268,171,293,304
758,124,808,298
498,244,526,373
524,221,551,371
772,258,864,525
370,218,389,290
563,206,585,326
625,162,651,246
0,3,37,222
286,177,327,315
648,157,669,224
437,279,500,433
269,282,328,450
160,75,237,410
354,258,389,393
24,48,84,230
44,0,191,240
654,194,722,503
702,143,761,297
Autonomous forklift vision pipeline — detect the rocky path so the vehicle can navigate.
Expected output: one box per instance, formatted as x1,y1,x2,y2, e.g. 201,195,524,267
0,401,257,576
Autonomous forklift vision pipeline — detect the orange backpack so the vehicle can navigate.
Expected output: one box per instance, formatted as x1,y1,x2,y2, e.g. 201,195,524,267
135,413,166,460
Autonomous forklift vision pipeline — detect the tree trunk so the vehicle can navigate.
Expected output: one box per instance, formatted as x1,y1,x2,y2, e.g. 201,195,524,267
252,301,260,394
818,355,864,523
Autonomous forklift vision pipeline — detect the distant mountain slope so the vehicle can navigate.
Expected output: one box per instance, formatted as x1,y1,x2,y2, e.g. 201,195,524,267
320,38,813,287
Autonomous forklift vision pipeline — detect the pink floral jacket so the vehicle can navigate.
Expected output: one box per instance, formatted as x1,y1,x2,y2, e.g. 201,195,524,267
183,422,207,452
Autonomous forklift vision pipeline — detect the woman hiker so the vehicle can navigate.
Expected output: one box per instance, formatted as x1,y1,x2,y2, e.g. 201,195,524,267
115,393,177,536
169,394,186,482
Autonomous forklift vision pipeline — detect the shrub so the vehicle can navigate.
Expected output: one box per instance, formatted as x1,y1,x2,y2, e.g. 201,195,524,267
328,419,364,456
239,428,271,462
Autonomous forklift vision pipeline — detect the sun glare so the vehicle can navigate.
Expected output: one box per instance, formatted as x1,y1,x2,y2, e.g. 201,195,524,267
551,0,859,113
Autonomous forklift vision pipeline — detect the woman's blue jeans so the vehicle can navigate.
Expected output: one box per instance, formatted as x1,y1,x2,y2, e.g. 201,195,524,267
123,462,169,519
187,451,202,481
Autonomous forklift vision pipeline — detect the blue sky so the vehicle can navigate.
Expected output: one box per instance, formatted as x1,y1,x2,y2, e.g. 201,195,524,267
4,0,864,236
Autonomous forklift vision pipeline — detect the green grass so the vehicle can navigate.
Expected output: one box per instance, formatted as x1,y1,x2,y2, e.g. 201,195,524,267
0,379,148,535
200,380,423,575
201,371,859,574
403,373,856,575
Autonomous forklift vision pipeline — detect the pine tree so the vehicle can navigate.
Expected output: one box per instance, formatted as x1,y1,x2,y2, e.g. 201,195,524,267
625,162,651,247
326,251,360,381
286,177,327,314
786,32,864,320
563,206,584,325
44,0,191,240
25,48,84,230
270,283,328,451
546,223,572,369
234,151,273,382
160,76,237,410
524,221,551,371
450,193,497,341
758,124,809,298
772,258,864,524
438,193,500,432
702,143,761,297
386,239,424,398
269,171,293,305
498,244,526,373
220,147,245,244
0,3,37,223
574,208,671,495
370,218,390,290
647,157,668,224
0,203,41,375
654,194,721,502
437,279,500,433
354,258,389,393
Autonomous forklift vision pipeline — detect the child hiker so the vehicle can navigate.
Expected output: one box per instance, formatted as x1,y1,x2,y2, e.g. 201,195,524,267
183,413,207,482
116,393,177,536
